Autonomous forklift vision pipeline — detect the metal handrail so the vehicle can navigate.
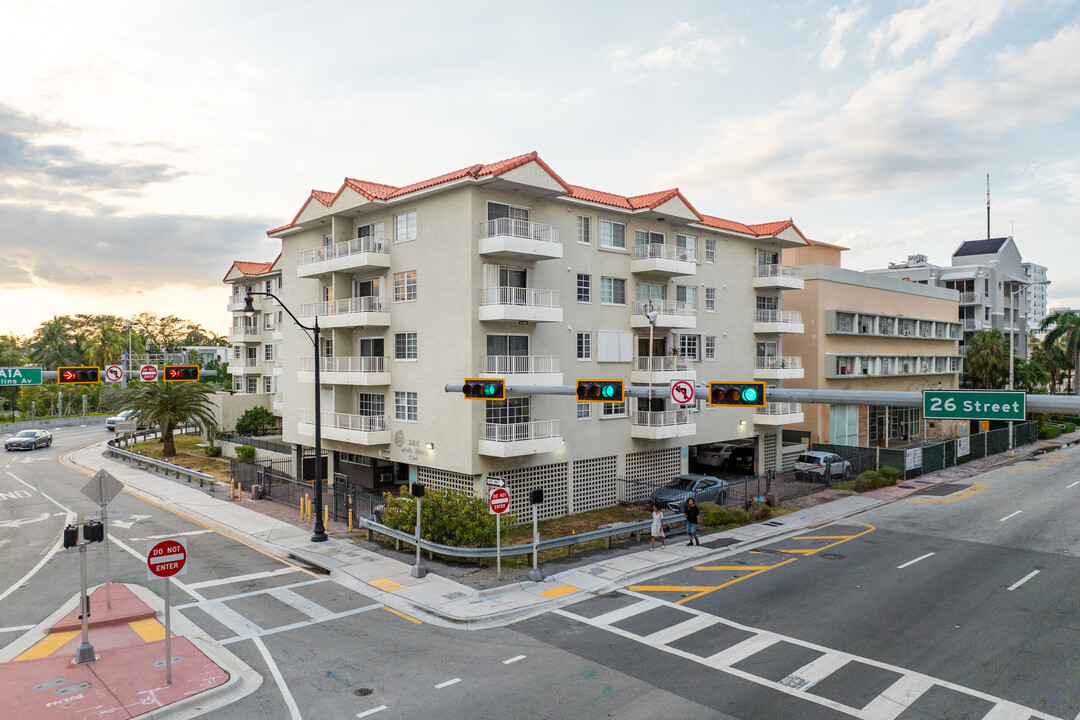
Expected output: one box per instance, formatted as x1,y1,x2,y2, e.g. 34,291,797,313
479,218,560,243
105,425,215,487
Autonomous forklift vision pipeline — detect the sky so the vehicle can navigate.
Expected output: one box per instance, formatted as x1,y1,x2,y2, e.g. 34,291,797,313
2,0,1079,338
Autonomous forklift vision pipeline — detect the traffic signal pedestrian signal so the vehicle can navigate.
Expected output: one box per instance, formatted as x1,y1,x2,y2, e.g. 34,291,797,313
576,379,624,403
58,367,99,385
708,381,766,407
462,378,505,400
84,521,104,543
164,365,200,382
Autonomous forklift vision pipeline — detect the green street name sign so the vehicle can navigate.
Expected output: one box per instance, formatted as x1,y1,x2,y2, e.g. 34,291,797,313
923,390,1025,421
0,367,43,386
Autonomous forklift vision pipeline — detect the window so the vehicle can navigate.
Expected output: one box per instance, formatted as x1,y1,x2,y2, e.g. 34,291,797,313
486,334,528,358
577,332,591,360
705,288,716,312
577,274,591,303
597,330,633,362
395,391,417,422
837,312,854,332
705,238,715,263
601,401,627,417
830,405,859,445
265,280,273,294
488,202,529,222
357,337,383,358
394,271,417,302
234,379,243,392
394,332,417,360
577,216,590,244
599,219,626,249
486,397,529,426
357,221,385,239
323,235,333,247
705,336,716,360
357,393,384,417
340,452,372,466
600,276,626,305
263,313,274,330
322,336,333,358
263,376,273,393
635,229,665,248
678,335,699,361
394,210,416,243
264,344,274,362
233,346,241,359
246,377,258,394
577,402,591,420
676,234,696,262
676,285,697,310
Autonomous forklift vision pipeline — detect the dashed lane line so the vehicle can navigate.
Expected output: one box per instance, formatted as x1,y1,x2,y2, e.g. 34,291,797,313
1007,570,1040,592
897,552,935,569
503,655,526,664
999,510,1022,522
356,706,388,718
434,678,461,689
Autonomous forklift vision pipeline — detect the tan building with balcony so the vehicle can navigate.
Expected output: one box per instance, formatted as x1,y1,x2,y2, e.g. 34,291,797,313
783,240,964,447
238,152,811,520
223,256,284,415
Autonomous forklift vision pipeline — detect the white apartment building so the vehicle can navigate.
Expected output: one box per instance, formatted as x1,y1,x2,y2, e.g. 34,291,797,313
223,256,284,415
246,152,809,520
1023,262,1048,330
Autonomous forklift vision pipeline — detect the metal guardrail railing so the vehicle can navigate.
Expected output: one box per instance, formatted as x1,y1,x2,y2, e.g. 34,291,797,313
105,425,217,489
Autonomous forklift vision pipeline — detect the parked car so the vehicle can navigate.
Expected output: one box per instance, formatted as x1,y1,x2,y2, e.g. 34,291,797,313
724,446,756,473
697,443,736,467
651,473,728,513
794,451,852,482
5,429,52,451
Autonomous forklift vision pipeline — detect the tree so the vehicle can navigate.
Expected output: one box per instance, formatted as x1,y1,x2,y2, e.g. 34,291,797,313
236,406,275,435
1042,310,1080,395
80,319,126,368
1030,335,1067,394
28,316,82,368
119,381,217,457
1013,356,1049,394
964,329,1009,389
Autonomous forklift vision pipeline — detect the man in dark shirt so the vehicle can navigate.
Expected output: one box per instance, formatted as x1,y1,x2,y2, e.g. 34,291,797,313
685,497,700,546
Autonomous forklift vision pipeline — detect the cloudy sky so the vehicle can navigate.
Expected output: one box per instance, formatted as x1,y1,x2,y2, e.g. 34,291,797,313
2,0,1078,337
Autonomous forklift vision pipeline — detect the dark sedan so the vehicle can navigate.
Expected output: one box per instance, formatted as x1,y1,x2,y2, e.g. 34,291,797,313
5,429,53,451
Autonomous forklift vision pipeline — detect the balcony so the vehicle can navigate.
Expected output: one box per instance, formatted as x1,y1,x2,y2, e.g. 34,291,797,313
630,355,696,385
297,236,391,278
299,410,390,446
300,296,391,329
227,357,260,375
480,355,562,386
630,244,696,277
272,393,283,412
962,318,985,332
753,309,803,334
478,219,562,261
227,328,262,344
478,419,562,457
754,402,803,426
959,292,981,305
298,356,390,386
227,296,253,312
479,287,562,323
753,356,804,380
631,408,696,440
753,264,803,290
630,300,697,329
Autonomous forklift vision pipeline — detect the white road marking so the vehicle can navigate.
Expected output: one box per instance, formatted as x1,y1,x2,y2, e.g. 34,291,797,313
999,510,1022,522
131,529,213,542
268,586,334,620
1068,481,1080,489
219,604,382,645
175,579,326,609
185,567,298,590
706,633,781,667
643,612,720,645
0,484,75,604
199,601,264,637
434,678,461,689
254,636,302,720
0,511,51,528
1007,570,1040,591
861,674,936,720
8,472,70,514
107,534,206,602
502,655,526,665
783,652,851,690
356,706,388,718
897,552,935,569
0,625,35,634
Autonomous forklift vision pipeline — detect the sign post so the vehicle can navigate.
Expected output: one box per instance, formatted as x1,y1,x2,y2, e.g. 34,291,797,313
410,483,426,579
81,469,124,609
489,487,510,580
147,538,188,685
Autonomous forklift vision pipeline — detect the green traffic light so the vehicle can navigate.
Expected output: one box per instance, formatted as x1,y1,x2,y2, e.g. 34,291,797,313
601,384,614,398
741,387,758,402
484,384,496,396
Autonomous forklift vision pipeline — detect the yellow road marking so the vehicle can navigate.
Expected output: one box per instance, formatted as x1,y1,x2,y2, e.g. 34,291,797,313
907,484,987,503
382,606,422,624
778,522,875,554
692,565,777,571
1015,456,1066,471
368,577,405,592
129,618,168,642
14,630,80,661
539,584,579,599
631,557,798,604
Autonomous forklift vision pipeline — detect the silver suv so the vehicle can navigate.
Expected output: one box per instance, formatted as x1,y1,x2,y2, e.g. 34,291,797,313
794,451,851,482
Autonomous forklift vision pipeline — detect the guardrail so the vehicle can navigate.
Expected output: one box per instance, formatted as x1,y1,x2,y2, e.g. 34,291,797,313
105,424,217,489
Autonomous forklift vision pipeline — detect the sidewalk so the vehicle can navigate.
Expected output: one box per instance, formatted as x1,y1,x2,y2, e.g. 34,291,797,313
64,429,1080,630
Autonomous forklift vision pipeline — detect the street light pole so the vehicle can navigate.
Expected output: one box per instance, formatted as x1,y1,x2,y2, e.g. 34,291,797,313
123,319,138,388
245,292,327,542
1008,279,1050,456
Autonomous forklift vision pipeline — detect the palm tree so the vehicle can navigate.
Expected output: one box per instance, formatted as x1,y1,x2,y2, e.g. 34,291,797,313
28,316,81,368
1042,310,1080,395
964,329,1009,389
1031,336,1067,393
81,320,126,368
120,381,217,457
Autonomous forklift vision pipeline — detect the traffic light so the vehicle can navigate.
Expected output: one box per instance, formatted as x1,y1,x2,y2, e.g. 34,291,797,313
63,525,79,549
84,521,104,543
462,378,505,400
164,365,200,382
58,367,100,385
576,379,624,403
708,381,766,408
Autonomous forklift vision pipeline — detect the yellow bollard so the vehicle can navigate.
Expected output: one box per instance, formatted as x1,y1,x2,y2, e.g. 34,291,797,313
324,504,329,527
237,482,242,503
348,508,353,533
300,496,306,522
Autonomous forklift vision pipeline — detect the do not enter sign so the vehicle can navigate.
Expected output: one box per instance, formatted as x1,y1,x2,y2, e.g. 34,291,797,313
147,538,188,580
489,487,510,515
140,365,159,382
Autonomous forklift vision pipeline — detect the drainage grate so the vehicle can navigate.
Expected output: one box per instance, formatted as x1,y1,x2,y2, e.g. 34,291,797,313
354,688,374,697
56,682,92,696
32,679,67,692
152,656,184,668
912,483,971,497
763,521,784,527
442,592,466,601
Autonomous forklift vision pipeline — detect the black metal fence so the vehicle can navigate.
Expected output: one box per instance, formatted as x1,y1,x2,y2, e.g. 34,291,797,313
333,478,390,522
229,459,326,508
219,432,294,456
616,475,769,512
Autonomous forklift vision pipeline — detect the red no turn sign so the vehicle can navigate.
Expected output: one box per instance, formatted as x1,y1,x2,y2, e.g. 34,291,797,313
147,539,188,580
670,380,695,405
489,487,510,515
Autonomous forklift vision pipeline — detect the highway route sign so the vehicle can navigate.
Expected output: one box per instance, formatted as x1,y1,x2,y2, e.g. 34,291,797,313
670,380,695,405
923,390,1025,421
140,365,159,382
104,365,123,382
489,487,510,515
147,538,188,579
0,367,42,386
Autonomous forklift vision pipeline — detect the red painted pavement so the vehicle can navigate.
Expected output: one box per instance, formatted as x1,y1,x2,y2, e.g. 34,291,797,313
52,584,155,633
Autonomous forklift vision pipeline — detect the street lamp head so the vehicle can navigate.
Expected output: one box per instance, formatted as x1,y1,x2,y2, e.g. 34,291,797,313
243,295,257,318
645,310,659,324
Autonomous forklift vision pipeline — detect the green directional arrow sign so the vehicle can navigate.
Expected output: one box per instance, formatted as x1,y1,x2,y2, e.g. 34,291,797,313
0,367,43,386
923,390,1025,421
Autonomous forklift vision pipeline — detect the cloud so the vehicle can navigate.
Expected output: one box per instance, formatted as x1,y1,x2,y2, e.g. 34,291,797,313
670,21,695,36
611,37,727,74
819,4,868,70
867,0,1013,66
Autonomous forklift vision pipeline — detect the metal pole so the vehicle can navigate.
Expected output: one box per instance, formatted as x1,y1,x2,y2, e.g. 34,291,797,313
311,317,327,542
411,494,426,578
496,513,502,581
532,505,539,575
102,498,111,610
1008,285,1016,457
74,545,95,664
164,577,172,685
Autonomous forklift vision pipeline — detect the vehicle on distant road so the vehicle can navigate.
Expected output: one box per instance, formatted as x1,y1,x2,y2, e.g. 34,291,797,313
5,429,52,451
794,451,851,481
651,473,728,512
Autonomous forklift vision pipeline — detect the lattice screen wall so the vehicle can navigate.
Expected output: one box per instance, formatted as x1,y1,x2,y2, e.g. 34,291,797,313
499,462,569,522
623,448,682,502
570,456,617,514
417,466,476,497
763,433,777,473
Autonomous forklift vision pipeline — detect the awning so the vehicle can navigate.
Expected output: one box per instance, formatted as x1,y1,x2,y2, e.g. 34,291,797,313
1003,274,1026,285
938,269,976,281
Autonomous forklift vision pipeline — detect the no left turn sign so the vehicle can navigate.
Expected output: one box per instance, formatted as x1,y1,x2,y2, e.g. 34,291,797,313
104,365,123,383
670,380,695,405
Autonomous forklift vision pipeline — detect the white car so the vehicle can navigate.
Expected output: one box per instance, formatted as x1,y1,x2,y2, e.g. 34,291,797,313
794,451,851,481
697,443,735,467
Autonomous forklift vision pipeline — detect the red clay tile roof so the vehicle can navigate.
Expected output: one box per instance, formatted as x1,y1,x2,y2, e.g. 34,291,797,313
566,184,633,209
310,190,335,206
698,215,756,235
223,257,278,282
344,178,398,201
748,219,808,242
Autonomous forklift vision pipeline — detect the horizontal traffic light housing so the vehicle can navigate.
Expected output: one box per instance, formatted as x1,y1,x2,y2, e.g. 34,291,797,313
58,366,100,385
164,365,200,382
708,381,766,408
576,379,624,403
462,378,505,400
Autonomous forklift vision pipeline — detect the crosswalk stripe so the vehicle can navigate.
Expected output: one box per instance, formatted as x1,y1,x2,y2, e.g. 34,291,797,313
861,674,936,720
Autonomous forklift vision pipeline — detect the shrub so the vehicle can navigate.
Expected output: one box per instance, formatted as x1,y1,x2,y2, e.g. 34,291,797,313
854,471,879,492
747,501,771,522
726,507,749,525
235,445,256,462
879,466,901,482
1039,425,1063,440
381,488,511,548
204,445,222,457
236,406,276,436
698,501,732,527
1064,422,1077,434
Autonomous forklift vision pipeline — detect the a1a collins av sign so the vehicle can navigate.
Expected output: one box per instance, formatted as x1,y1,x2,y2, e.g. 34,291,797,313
922,390,1026,421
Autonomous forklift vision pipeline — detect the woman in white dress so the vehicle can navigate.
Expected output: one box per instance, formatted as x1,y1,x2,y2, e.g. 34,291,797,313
650,503,666,550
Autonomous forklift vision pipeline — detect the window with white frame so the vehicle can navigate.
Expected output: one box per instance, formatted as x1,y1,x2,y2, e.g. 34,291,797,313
600,276,626,305
676,233,696,261
678,334,699,360
597,330,633,362
577,274,591,303
264,344,274,362
394,271,417,302
394,210,416,243
233,379,243,392
488,202,529,222
705,336,716,360
322,336,333,358
577,216,590,244
486,397,529,424
394,332,417,360
577,402,591,420
676,285,697,310
705,288,716,312
263,313,274,330
265,280,273,294
394,391,417,422
357,393,384,417
246,376,258,394
705,238,715,263
601,401,627,417
263,376,273,393
577,332,591,360
233,345,241,359
599,219,626,249
357,221,385,239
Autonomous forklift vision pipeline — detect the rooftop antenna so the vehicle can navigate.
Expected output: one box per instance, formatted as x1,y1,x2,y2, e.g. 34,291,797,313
986,173,990,240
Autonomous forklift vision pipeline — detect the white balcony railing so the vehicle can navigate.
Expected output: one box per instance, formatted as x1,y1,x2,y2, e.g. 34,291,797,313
754,356,802,370
963,318,981,331
481,419,560,443
479,287,560,308
634,355,694,372
230,357,258,368
480,355,560,374
758,402,802,415
959,292,980,304
632,299,697,317
300,409,387,432
299,236,390,265
633,408,693,428
300,356,388,373
755,309,802,324
479,218,560,244
299,296,390,318
754,264,802,280
632,244,697,263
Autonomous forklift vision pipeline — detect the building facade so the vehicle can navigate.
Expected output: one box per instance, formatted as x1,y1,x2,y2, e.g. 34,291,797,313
223,257,284,415
1023,262,1048,330
240,152,809,519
